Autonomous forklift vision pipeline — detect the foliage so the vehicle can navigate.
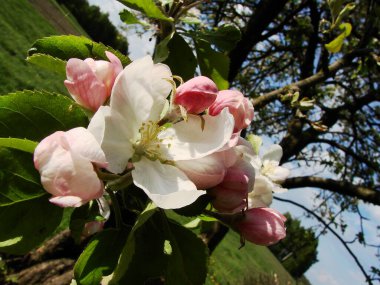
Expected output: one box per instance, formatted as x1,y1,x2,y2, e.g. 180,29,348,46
269,213,319,278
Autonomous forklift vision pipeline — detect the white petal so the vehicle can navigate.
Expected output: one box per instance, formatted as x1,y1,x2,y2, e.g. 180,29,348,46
49,196,84,207
266,166,290,182
176,152,227,189
110,56,172,127
132,157,205,209
253,175,274,194
262,144,283,163
65,127,107,167
88,106,135,174
160,108,234,161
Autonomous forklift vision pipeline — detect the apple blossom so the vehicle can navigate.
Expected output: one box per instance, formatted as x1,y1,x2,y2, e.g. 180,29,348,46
88,56,235,209
209,90,254,132
174,76,218,114
34,127,108,207
246,144,290,207
234,207,286,245
208,154,255,213
64,51,123,112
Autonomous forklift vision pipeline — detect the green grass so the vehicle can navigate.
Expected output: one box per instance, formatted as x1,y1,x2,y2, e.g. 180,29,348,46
0,0,68,94
206,231,296,285
168,211,297,285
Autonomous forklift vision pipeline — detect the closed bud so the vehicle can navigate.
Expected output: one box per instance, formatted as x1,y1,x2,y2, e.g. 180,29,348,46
209,157,255,213
34,127,108,207
234,208,286,246
174,76,218,114
209,90,254,132
64,51,123,112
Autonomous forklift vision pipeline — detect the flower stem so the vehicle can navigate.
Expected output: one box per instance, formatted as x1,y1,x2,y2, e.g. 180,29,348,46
107,189,123,228
106,172,133,191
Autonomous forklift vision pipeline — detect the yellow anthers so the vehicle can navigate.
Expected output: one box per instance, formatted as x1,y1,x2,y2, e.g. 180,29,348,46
261,161,277,176
133,121,174,165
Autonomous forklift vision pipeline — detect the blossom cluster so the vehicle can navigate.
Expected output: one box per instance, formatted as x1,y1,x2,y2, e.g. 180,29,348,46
33,53,290,246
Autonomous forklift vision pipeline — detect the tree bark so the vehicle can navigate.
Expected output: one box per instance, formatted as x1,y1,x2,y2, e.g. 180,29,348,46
283,176,380,205
228,0,289,82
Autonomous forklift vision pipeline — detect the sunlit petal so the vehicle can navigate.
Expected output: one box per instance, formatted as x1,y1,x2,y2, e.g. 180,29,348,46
132,157,205,209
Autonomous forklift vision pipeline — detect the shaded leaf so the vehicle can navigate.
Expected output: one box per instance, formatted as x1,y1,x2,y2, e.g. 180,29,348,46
198,24,241,52
74,228,129,285
111,211,208,285
334,3,355,28
164,33,197,81
195,39,229,89
69,201,103,244
0,147,44,206
154,31,174,63
0,196,63,255
29,35,130,66
0,90,88,141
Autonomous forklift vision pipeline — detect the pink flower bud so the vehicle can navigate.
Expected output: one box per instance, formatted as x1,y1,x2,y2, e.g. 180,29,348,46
209,158,255,213
234,208,286,245
34,127,108,207
209,90,254,132
174,76,218,114
64,51,123,112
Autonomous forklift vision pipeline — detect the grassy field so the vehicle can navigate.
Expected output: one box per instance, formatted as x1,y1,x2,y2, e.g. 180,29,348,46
206,231,296,285
0,0,67,94
0,1,310,284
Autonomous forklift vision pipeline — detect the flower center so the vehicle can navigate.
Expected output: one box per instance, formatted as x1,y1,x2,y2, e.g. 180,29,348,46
261,161,277,177
132,121,173,165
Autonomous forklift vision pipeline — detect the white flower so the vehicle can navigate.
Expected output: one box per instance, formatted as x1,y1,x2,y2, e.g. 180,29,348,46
233,141,289,207
88,56,234,209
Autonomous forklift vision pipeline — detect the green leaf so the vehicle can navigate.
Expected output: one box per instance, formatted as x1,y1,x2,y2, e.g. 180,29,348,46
154,31,174,63
110,203,158,284
164,219,208,285
69,201,103,244
173,195,210,217
180,16,202,25
117,0,172,22
74,228,129,285
327,0,344,22
110,211,208,285
334,3,355,28
119,9,149,26
0,195,64,255
198,24,241,52
247,134,262,155
27,53,66,76
164,33,197,81
195,39,230,89
0,90,88,141
325,23,352,53
0,147,44,206
29,35,130,66
0,138,37,153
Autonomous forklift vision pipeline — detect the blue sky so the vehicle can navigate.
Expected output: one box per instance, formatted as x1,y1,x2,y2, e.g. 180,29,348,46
87,1,380,284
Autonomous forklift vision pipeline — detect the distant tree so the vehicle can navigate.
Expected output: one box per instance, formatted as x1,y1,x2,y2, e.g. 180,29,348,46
56,0,128,53
269,213,318,278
